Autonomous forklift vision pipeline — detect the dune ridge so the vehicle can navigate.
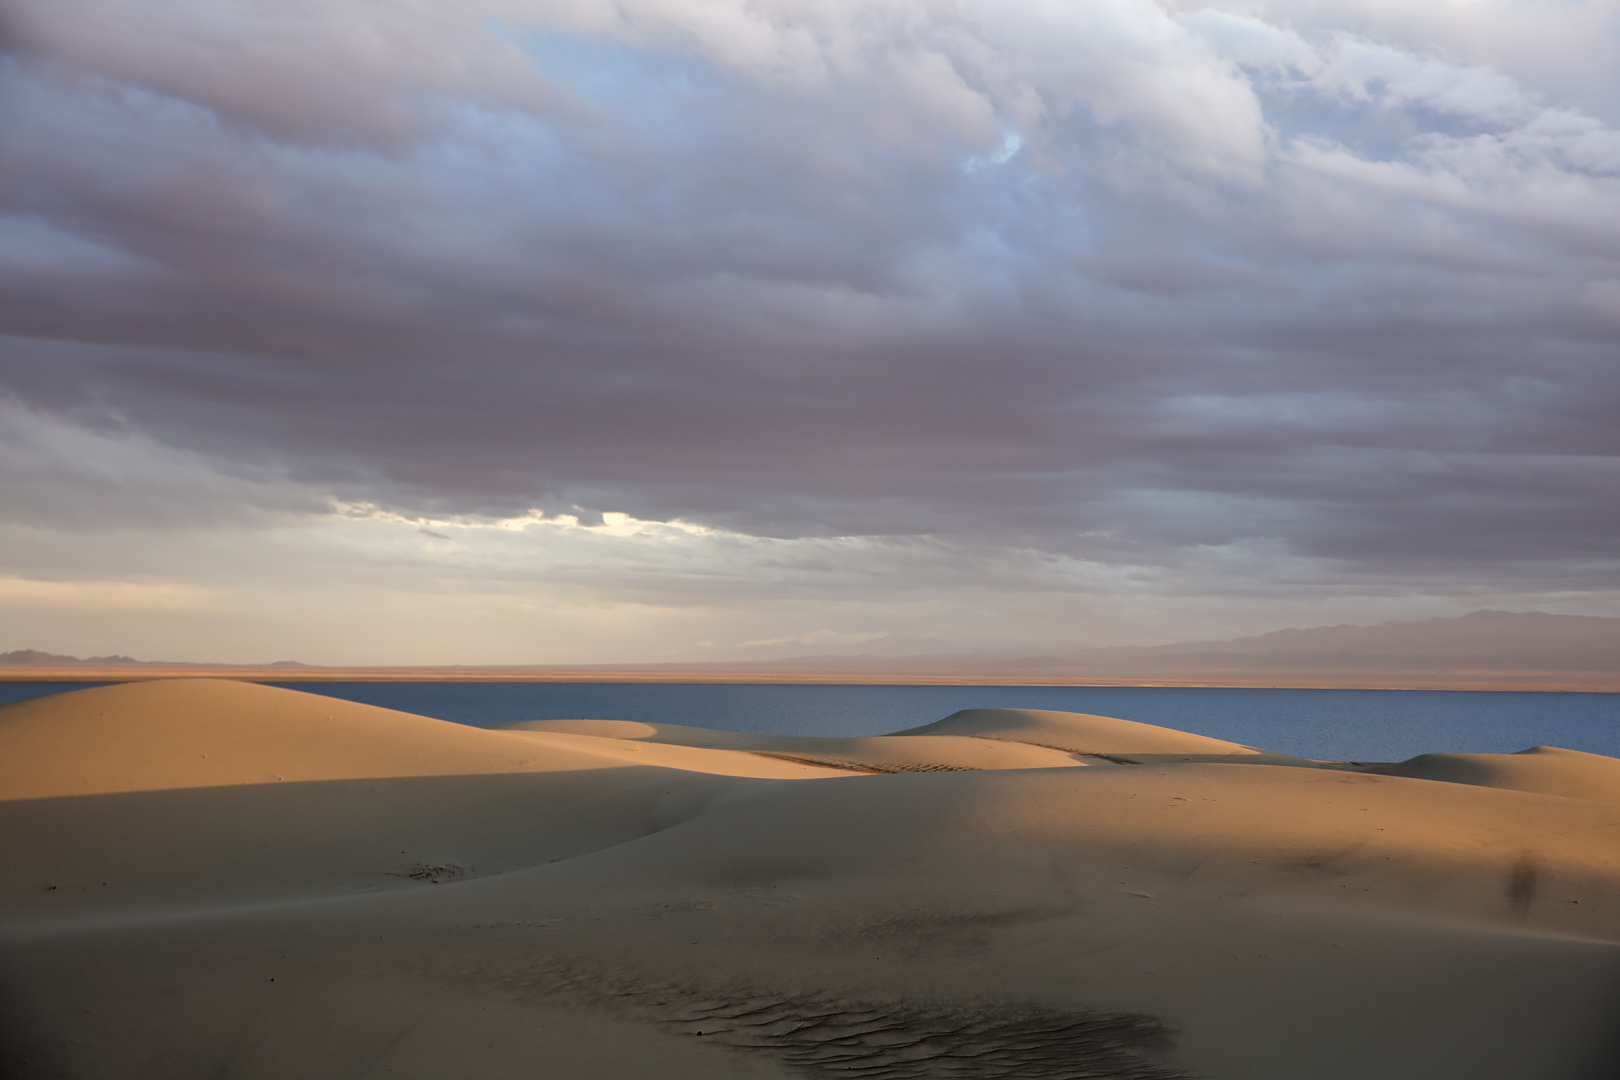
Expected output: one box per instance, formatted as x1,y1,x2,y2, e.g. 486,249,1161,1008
3,680,1619,1079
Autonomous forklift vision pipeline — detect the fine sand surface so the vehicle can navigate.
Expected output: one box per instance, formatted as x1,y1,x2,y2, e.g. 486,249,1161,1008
3,681,1619,1079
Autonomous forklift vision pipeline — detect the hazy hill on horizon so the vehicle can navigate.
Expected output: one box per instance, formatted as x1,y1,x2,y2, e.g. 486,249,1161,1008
5,611,1615,680
698,610,1620,676
0,650,303,669
0,649,143,667
1069,609,1620,665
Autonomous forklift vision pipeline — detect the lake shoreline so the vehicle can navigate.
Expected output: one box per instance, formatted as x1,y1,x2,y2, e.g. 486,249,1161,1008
3,665,1618,692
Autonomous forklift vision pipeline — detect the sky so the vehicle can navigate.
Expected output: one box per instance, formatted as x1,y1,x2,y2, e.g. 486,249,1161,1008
1,0,1618,665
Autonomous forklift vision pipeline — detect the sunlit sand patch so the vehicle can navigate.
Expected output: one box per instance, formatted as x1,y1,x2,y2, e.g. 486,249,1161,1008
3,680,1618,1080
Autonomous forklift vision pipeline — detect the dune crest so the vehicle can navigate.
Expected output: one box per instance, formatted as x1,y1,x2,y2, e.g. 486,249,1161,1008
502,715,1092,773
3,681,1619,1080
892,707,1319,766
1372,744,1620,807
0,680,855,800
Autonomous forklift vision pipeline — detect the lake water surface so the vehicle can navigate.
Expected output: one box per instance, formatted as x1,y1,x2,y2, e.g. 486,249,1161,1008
3,681,1615,763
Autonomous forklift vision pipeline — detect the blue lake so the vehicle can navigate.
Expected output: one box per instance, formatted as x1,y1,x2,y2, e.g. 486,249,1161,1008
1,681,1615,762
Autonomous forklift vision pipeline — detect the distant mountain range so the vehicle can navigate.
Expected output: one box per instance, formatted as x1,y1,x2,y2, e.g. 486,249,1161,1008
0,649,145,667
0,650,308,668
663,610,1620,676
1014,609,1620,671
3,611,1615,689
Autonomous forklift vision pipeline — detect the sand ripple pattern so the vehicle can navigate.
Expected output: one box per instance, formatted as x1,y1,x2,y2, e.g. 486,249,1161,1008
544,970,1191,1079
676,993,1190,1079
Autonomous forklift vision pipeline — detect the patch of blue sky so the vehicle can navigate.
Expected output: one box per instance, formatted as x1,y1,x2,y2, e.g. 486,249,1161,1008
964,127,1023,173
500,24,742,138
356,106,643,274
1255,76,1526,164
925,174,1094,297
415,90,567,154
403,104,578,220
948,146,1046,261
484,31,802,220
960,121,1133,256
1259,85,1421,162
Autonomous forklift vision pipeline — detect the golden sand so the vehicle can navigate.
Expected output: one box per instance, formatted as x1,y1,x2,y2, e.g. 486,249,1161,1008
3,680,1617,1078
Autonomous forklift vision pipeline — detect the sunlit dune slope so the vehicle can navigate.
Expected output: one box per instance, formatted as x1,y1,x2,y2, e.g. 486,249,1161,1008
1373,744,1620,807
0,679,842,799
4,682,1620,1080
0,680,841,914
892,706,1320,765
506,705,1326,771
502,716,1090,772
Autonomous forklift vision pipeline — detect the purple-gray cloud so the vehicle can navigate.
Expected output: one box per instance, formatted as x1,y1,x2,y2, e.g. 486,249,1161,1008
2,0,1618,600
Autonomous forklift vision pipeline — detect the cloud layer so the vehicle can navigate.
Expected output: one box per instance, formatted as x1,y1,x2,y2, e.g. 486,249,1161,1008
1,0,1617,659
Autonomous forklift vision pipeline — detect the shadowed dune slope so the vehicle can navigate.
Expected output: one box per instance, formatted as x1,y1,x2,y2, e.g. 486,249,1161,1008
1372,745,1620,807
891,707,1320,765
3,682,1620,1080
0,680,846,914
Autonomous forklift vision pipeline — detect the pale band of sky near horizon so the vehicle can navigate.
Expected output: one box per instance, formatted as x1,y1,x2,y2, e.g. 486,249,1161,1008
0,0,1617,664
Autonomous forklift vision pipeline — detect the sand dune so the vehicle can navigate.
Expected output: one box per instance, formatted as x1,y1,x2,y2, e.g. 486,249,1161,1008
3,680,1618,1079
1372,744,1620,808
889,706,1322,765
501,716,1093,772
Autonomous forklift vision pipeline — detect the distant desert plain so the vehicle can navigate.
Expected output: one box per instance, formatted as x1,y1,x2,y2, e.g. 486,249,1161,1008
3,672,1620,1079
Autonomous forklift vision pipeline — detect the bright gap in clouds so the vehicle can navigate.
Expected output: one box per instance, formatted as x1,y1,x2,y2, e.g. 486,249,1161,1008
0,0,1616,662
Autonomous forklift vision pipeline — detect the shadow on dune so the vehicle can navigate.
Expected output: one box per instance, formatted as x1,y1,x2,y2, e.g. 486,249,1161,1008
0,767,748,917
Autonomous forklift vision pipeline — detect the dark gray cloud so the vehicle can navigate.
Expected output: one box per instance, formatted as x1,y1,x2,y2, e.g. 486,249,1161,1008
2,0,1618,599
